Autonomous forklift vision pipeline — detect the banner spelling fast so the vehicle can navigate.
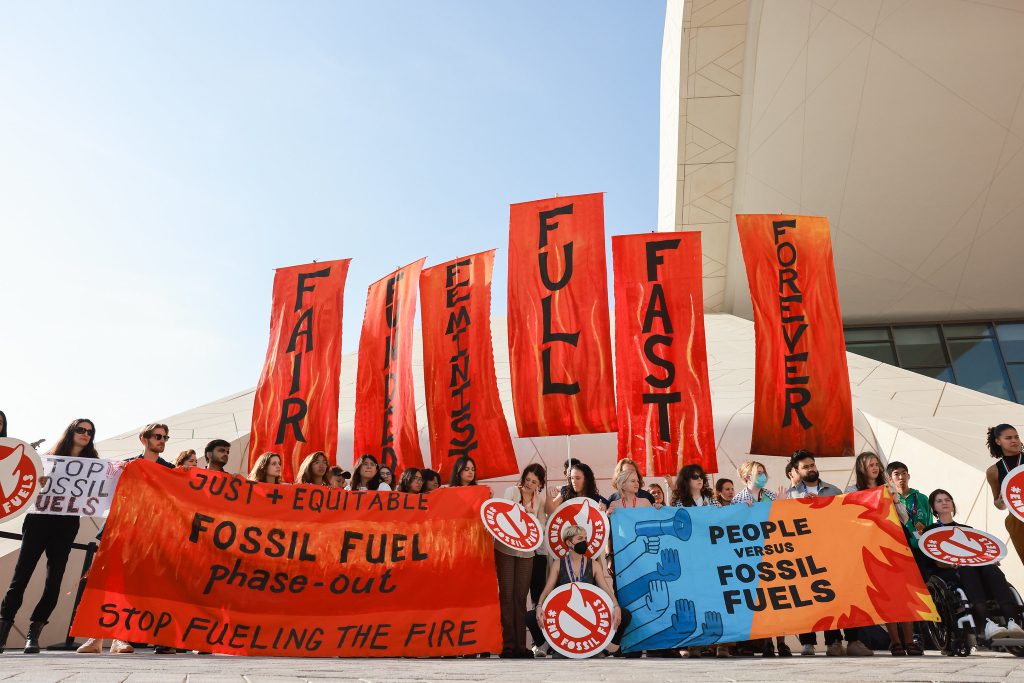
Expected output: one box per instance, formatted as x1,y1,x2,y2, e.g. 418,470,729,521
611,232,716,475
249,260,351,481
507,193,617,436
30,456,124,517
71,461,502,657
735,215,853,457
420,251,518,480
354,259,426,474
610,487,937,651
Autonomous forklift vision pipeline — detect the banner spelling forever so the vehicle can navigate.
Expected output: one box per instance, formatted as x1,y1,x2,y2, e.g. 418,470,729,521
611,232,716,476
610,487,937,652
507,193,617,437
420,251,518,481
736,215,853,457
354,259,426,474
249,259,351,481
71,461,502,657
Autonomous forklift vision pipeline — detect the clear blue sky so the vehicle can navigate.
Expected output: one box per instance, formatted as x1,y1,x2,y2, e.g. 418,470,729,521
1,1,665,445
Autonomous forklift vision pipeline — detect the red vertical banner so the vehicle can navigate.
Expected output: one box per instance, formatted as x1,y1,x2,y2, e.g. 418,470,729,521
249,259,351,481
354,259,426,474
736,215,854,457
420,251,518,481
507,193,617,437
611,232,716,475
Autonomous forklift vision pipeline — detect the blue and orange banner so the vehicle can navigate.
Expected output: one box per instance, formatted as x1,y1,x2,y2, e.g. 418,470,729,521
610,487,937,651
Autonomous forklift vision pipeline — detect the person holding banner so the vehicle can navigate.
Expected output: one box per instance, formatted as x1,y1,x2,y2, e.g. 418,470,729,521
645,483,666,506
379,466,395,489
714,479,735,506
608,469,653,514
925,489,1024,640
846,452,885,493
731,461,780,506
669,464,718,508
397,468,424,493
986,424,1024,564
247,452,283,484
347,454,389,491
496,464,547,659
448,455,478,487
607,459,656,506
421,469,441,492
1,418,97,654
174,449,197,469
203,439,231,472
294,451,330,485
327,466,349,489
0,409,8,437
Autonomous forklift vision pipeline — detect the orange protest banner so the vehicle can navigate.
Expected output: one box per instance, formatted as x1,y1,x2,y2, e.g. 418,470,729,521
507,193,617,437
611,232,716,475
249,260,351,481
420,251,518,481
71,461,502,657
735,215,854,457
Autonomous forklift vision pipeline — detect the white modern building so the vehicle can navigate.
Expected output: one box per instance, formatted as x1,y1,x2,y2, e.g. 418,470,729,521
3,0,1024,647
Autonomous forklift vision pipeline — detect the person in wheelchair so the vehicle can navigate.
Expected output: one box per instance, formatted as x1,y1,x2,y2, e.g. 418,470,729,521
925,489,1024,642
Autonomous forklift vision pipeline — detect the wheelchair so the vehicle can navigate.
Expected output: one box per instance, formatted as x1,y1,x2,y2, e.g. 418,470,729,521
925,573,1024,657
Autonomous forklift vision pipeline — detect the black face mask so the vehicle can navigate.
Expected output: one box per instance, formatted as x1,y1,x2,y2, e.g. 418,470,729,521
572,541,588,555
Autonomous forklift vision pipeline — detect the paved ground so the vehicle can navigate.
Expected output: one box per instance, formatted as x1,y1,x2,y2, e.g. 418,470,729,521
1,650,1024,682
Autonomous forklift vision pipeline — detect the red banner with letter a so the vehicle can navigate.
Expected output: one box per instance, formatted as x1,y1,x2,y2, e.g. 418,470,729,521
507,193,617,437
249,259,350,481
420,251,517,481
71,461,502,657
736,215,853,457
354,259,426,474
611,232,716,475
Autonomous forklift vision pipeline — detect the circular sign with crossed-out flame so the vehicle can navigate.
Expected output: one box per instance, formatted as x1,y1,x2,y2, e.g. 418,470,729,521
0,438,43,524
919,525,1006,567
480,498,543,552
540,582,616,659
545,498,609,558
1000,464,1024,524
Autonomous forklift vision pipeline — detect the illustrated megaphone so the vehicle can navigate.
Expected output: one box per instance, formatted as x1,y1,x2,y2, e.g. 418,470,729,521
635,507,692,542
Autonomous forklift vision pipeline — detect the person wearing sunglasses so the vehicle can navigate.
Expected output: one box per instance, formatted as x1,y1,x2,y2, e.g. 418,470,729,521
1,419,99,654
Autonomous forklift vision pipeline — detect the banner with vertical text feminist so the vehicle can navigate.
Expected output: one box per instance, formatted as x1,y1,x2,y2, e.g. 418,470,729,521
71,461,502,657
249,260,351,481
612,232,716,476
735,215,853,457
354,259,426,474
420,251,518,481
610,487,937,652
507,193,617,437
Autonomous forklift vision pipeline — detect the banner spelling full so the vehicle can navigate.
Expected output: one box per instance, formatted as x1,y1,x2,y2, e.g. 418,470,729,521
71,461,502,657
420,251,518,480
507,193,617,437
610,487,938,651
735,215,853,457
612,232,716,475
354,259,426,474
249,260,351,481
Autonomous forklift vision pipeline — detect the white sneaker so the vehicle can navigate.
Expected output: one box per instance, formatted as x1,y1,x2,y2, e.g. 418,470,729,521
532,643,549,658
1006,619,1024,638
984,619,1009,640
801,643,816,656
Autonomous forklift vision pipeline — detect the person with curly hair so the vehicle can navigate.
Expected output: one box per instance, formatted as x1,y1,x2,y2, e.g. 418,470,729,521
985,424,1024,564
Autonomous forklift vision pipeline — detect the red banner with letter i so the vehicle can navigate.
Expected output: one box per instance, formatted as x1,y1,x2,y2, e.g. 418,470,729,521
611,232,716,475
420,250,518,481
735,215,853,457
249,259,351,482
354,259,426,475
507,192,617,437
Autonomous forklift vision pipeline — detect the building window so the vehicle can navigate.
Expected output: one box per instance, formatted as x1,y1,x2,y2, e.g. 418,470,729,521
844,320,1023,404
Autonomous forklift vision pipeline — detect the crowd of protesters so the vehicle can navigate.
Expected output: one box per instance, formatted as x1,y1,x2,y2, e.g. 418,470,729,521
1,413,1023,660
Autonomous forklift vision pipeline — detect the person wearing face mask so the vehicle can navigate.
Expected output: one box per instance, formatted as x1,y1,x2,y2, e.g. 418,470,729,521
731,460,783,506
529,525,629,657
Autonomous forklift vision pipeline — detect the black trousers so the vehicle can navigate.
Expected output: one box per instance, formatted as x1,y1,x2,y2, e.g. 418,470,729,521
529,555,547,605
933,565,1021,623
0,514,80,623
799,629,843,646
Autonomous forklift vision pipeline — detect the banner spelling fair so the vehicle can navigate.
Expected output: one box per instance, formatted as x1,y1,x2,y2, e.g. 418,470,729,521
420,251,518,480
249,259,351,481
354,259,426,474
29,456,124,517
611,232,716,476
735,215,854,457
507,193,617,437
610,487,937,651
71,461,502,657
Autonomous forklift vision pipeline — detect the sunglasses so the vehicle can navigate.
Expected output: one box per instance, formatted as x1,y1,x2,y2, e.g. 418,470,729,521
74,427,95,436
149,433,169,441
689,473,705,480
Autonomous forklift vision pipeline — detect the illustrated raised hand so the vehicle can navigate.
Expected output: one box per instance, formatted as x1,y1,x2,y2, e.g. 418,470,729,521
655,549,681,581
670,598,697,637
617,549,682,606
642,536,660,555
629,598,698,651
644,580,670,614
699,611,724,642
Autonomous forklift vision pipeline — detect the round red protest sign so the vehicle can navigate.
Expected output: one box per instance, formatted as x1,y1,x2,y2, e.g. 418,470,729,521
1000,464,1024,524
918,525,1006,567
479,498,543,552
540,582,616,659
545,498,609,558
0,438,43,524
